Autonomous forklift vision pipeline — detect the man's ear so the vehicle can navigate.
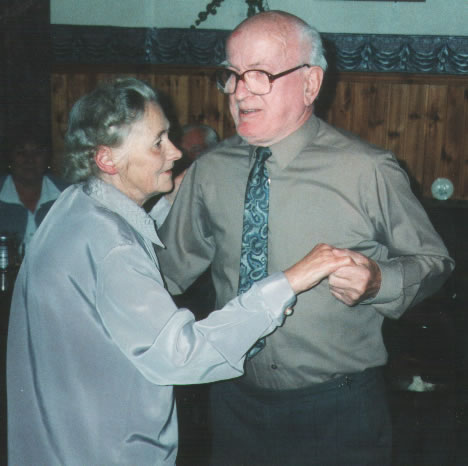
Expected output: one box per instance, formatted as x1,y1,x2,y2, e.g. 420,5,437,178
304,66,324,106
95,146,118,175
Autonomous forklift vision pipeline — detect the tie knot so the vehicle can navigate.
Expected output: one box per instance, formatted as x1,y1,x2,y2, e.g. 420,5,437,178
255,146,272,164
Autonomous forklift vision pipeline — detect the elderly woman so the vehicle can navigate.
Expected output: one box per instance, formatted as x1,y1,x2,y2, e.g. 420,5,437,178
7,78,351,465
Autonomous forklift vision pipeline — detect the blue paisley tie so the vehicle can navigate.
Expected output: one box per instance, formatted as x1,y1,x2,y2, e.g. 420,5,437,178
238,146,272,359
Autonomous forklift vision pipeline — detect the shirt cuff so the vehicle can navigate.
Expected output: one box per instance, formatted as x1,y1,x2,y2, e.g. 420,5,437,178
368,259,403,304
256,272,297,325
149,196,172,228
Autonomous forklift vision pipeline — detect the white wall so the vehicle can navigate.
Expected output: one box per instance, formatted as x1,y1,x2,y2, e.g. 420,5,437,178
51,0,467,36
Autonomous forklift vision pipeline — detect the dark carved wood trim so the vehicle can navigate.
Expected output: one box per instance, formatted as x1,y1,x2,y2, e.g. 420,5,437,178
52,25,468,75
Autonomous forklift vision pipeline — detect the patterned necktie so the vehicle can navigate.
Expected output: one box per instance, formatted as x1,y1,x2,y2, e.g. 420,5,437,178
238,146,272,359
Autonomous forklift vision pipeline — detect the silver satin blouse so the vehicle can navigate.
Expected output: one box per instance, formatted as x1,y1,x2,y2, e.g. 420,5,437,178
7,177,295,465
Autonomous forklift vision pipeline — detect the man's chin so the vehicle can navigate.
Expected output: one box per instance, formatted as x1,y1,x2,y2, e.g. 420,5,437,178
237,130,268,146
236,125,263,146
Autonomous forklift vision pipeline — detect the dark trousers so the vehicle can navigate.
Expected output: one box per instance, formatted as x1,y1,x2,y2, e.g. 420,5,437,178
209,367,392,466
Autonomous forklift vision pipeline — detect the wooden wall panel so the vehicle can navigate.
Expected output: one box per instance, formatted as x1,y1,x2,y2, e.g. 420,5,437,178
51,66,468,200
322,80,352,132
422,85,449,198
385,83,410,173
445,86,467,198
400,84,428,193
322,73,468,201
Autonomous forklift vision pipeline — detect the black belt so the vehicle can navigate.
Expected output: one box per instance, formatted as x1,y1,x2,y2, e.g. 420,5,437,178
233,366,383,402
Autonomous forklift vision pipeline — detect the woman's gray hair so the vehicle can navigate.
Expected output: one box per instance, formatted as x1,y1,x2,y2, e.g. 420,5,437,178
63,77,159,182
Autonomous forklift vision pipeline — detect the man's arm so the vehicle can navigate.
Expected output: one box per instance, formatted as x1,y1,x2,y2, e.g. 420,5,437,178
327,153,454,316
156,162,215,295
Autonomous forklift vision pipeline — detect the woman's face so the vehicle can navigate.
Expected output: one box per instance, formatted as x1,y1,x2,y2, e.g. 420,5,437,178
10,142,49,186
110,103,182,206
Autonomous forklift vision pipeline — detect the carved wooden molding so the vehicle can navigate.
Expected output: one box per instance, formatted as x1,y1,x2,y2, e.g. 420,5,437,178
52,25,468,75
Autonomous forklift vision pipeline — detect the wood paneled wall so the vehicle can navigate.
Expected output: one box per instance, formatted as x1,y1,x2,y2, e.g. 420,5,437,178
51,65,468,200
320,73,468,201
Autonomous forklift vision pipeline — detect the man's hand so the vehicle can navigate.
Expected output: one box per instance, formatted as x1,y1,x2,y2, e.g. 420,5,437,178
284,244,355,295
328,249,382,306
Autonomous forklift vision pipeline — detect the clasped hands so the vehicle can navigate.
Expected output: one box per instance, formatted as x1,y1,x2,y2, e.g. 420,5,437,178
284,243,381,306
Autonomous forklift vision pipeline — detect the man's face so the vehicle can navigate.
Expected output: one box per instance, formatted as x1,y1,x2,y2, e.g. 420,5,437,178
226,23,312,146
111,103,182,205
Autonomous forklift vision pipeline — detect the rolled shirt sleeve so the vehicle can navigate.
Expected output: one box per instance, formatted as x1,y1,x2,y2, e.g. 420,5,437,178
361,153,455,317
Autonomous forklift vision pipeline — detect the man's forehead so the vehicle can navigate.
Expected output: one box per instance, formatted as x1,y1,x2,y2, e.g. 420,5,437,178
228,19,300,49
227,30,295,65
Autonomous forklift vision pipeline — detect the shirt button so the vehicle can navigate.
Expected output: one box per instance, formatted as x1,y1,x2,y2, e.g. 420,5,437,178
271,364,278,370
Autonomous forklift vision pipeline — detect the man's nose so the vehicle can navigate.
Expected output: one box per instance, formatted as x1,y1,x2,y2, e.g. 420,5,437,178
234,77,252,99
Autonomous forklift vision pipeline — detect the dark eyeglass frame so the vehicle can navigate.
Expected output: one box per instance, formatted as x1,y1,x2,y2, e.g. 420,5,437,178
216,64,311,95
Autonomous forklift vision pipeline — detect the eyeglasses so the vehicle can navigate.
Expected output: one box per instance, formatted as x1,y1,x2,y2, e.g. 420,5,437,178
216,64,310,96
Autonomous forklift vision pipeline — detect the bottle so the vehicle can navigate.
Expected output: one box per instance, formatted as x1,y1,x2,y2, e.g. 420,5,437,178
0,233,17,456
0,233,18,335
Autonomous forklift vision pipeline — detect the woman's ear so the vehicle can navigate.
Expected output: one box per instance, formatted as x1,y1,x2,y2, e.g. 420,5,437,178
95,146,118,175
304,66,324,107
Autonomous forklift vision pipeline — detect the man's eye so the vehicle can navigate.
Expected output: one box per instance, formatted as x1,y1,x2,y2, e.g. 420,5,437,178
154,140,162,148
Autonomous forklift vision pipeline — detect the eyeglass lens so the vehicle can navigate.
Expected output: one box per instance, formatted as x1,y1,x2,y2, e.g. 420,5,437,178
217,69,271,95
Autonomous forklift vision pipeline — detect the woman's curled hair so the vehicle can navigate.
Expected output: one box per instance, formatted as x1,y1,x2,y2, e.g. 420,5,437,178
63,77,159,182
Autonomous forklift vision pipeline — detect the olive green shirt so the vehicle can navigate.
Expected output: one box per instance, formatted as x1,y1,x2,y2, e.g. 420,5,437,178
158,115,454,390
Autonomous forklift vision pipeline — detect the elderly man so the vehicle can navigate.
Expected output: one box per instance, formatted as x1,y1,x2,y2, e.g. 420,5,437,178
157,11,454,466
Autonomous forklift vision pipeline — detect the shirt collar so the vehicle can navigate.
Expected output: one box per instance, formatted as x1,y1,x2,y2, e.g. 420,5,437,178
0,175,61,211
83,177,164,247
0,175,21,204
269,114,320,170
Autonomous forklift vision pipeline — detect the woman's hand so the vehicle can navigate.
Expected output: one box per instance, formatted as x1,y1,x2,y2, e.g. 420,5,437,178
284,244,355,295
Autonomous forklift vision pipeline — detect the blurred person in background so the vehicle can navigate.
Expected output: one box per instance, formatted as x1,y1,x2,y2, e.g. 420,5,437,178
180,124,219,162
0,125,67,255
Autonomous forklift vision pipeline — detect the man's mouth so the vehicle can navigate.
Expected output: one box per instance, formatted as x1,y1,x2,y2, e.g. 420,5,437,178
240,108,259,115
